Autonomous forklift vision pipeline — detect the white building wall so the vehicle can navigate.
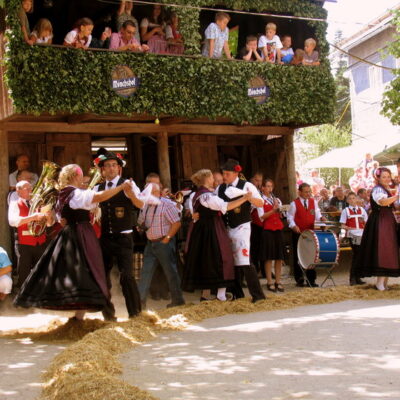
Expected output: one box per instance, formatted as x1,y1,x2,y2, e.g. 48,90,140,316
347,26,400,151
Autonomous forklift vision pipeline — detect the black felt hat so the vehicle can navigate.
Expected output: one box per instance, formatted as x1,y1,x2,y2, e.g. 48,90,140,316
96,151,125,167
221,158,242,172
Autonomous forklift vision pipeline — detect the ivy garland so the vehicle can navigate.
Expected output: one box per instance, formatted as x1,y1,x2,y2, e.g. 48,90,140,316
4,0,335,125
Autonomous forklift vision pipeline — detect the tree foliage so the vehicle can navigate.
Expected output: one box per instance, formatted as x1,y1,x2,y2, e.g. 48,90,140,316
3,0,335,124
382,9,400,126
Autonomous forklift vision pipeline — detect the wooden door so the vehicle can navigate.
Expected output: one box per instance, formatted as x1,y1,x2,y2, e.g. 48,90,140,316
180,135,218,179
46,133,92,173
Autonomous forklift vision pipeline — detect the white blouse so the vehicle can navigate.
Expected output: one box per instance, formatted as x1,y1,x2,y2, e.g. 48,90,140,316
372,186,389,203
69,187,96,210
195,192,228,214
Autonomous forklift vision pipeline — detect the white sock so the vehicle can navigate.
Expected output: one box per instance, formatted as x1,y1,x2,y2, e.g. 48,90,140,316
376,277,386,291
217,288,227,301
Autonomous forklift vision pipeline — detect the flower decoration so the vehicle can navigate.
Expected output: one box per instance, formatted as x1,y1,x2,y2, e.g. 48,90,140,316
234,164,242,172
93,154,107,166
116,153,123,160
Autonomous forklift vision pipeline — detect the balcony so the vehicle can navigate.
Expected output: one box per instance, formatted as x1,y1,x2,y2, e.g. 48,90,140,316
1,0,336,127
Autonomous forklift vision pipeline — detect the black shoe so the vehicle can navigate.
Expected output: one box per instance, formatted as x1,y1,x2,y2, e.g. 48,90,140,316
103,315,117,322
251,296,266,304
296,281,305,287
150,293,161,301
166,301,185,308
356,279,366,285
310,282,319,288
350,280,357,286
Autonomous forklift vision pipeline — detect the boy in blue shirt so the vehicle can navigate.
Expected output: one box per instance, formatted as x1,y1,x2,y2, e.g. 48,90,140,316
0,247,13,301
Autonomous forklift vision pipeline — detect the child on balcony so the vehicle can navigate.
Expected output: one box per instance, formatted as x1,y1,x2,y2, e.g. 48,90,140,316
18,0,33,45
30,18,53,44
280,35,294,64
64,18,94,49
303,38,320,66
166,12,184,54
202,12,233,59
291,49,304,65
238,35,262,61
0,247,13,301
258,22,282,64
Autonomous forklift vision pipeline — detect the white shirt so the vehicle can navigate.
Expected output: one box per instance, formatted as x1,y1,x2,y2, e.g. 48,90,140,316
64,29,92,48
215,177,262,202
286,196,322,229
195,192,228,214
7,191,19,205
339,206,368,228
372,186,389,203
9,170,39,187
258,34,282,62
257,194,282,220
8,197,29,227
69,187,97,210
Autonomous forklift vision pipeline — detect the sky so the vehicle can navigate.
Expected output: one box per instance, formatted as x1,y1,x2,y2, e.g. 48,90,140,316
324,0,400,42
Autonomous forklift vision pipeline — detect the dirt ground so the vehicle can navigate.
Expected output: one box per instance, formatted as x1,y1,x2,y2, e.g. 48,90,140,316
1,262,399,400
120,299,400,400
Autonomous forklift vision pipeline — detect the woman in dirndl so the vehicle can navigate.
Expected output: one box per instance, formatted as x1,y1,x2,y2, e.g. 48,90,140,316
183,169,251,301
258,178,285,292
14,164,130,320
355,167,400,290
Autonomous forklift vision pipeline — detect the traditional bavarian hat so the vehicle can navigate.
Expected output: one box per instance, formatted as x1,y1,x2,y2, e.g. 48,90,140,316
221,158,242,172
95,151,126,167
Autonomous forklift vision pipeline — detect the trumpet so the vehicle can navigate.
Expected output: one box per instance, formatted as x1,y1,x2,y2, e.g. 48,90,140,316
169,191,185,204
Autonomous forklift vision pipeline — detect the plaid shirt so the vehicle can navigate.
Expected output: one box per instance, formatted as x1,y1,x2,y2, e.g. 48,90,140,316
138,197,180,240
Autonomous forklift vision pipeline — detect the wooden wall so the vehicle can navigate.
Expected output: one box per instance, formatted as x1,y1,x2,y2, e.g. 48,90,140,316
180,135,219,179
8,132,92,176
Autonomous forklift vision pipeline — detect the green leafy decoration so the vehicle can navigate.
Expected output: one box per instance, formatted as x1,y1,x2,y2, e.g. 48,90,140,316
4,0,335,125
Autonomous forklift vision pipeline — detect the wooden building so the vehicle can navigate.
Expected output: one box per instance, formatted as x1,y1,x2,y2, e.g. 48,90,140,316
0,0,335,251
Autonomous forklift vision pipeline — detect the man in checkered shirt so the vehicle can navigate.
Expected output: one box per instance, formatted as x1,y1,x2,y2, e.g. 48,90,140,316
137,183,185,308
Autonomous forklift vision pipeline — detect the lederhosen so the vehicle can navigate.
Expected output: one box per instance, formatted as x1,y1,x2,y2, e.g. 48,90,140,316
98,179,141,318
218,181,266,302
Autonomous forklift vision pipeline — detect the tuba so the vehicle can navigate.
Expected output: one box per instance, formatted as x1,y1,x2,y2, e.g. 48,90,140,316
28,161,61,236
87,166,103,189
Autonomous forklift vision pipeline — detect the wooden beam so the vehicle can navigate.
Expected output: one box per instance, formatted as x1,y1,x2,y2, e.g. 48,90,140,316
284,133,297,201
157,132,171,189
1,121,292,136
0,128,10,253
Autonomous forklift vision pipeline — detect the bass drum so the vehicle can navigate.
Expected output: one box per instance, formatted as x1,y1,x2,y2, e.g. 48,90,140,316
298,230,339,269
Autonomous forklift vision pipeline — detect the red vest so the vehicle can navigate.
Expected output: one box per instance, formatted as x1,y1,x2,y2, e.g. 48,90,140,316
17,200,47,246
251,208,263,227
294,197,315,232
344,207,365,229
262,201,284,231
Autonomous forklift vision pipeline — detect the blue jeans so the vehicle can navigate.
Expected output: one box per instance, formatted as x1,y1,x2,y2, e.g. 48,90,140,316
138,238,184,305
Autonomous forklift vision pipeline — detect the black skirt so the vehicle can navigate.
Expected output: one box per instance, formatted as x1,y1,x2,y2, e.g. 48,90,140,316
14,224,108,311
259,229,284,261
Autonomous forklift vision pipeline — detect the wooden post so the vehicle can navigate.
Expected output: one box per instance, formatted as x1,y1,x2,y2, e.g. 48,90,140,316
284,132,297,202
157,131,171,189
128,134,144,186
0,128,10,253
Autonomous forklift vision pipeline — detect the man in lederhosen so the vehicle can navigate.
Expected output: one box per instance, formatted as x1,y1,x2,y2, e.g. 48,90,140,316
216,159,266,303
95,152,144,320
